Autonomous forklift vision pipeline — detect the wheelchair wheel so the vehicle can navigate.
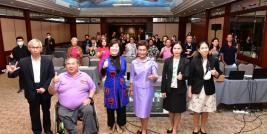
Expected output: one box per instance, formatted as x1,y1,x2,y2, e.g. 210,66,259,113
54,102,65,134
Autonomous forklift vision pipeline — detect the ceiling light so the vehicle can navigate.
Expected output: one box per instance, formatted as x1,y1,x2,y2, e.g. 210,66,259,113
112,3,132,7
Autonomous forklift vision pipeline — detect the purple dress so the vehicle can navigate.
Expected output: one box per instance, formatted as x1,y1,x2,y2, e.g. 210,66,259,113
130,57,158,118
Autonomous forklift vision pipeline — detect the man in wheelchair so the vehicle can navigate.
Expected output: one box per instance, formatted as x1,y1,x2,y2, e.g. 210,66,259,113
49,57,98,134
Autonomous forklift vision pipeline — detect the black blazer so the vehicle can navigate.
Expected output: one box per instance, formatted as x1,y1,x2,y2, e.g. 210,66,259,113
8,56,55,101
188,54,222,95
161,57,190,94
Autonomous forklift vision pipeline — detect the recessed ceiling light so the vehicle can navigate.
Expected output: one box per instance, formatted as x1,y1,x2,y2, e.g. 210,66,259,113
112,3,132,7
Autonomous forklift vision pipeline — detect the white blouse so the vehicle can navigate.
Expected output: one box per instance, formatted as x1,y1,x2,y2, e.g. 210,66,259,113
171,58,180,88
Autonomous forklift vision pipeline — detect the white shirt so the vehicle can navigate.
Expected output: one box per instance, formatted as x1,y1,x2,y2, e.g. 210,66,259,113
171,58,180,88
31,56,41,83
126,43,136,57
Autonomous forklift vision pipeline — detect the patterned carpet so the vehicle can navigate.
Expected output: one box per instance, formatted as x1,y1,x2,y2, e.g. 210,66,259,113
0,74,267,134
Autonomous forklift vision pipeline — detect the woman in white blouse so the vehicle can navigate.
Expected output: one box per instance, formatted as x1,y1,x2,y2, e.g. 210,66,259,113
161,42,190,134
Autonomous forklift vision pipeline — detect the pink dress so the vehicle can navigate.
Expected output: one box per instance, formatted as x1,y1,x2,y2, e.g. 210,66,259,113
162,47,172,60
71,47,77,58
97,47,110,72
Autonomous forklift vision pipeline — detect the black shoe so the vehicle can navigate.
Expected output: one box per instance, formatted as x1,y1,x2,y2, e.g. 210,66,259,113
200,129,207,134
45,130,53,134
136,130,142,134
167,129,173,133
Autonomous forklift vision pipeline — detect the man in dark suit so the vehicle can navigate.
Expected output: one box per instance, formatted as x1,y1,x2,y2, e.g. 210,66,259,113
7,39,54,134
44,33,55,54
9,36,31,93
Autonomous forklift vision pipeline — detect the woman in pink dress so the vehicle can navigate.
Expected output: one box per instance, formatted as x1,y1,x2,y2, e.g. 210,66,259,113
160,39,173,60
66,37,83,64
97,39,110,72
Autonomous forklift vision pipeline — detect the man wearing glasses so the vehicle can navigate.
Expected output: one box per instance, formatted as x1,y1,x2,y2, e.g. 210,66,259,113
6,39,54,134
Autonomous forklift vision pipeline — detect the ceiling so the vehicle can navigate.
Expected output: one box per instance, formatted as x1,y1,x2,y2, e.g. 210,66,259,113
77,0,176,8
0,0,237,17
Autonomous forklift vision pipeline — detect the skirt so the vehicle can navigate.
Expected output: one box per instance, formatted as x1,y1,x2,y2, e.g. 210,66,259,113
188,88,216,113
133,87,154,118
163,88,186,113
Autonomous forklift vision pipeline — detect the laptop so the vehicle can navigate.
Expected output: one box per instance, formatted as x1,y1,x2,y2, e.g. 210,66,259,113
253,68,267,79
227,71,245,80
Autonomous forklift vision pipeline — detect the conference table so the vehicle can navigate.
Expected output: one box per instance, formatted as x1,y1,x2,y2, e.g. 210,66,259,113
54,66,100,89
215,78,267,105
125,76,267,116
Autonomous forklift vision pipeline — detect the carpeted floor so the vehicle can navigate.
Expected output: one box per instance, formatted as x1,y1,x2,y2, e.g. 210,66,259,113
0,74,267,134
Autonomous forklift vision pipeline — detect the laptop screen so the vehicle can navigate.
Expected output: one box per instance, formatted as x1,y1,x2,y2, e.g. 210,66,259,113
253,69,267,79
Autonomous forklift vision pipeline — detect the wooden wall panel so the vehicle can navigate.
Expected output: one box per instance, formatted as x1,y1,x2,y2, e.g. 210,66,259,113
64,24,71,41
1,18,16,51
191,19,207,43
186,23,191,35
31,21,42,41
153,23,179,39
208,17,224,45
76,24,89,41
41,22,51,41
153,24,165,38
89,24,100,37
14,19,27,42
165,24,179,38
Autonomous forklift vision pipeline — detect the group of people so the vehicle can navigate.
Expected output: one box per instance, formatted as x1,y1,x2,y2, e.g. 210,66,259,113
5,31,239,134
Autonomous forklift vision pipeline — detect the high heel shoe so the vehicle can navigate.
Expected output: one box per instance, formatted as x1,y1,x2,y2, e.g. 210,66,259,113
200,129,207,134
166,129,173,133
192,130,200,134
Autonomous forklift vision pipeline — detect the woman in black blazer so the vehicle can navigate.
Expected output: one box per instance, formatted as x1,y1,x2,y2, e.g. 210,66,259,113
188,41,222,134
161,42,190,134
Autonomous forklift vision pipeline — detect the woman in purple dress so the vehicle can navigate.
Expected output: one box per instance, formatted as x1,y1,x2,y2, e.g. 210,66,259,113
130,41,158,134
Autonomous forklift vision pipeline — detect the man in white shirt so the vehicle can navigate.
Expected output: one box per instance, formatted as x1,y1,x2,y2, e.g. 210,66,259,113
7,39,54,134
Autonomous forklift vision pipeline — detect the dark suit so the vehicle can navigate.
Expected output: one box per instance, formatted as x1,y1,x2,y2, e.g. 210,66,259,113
44,38,55,54
161,57,190,112
10,45,31,90
161,57,190,94
8,56,54,134
188,54,222,95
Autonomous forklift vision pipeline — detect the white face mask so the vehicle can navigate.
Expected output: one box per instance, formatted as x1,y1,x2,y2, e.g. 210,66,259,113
17,41,24,46
47,36,51,38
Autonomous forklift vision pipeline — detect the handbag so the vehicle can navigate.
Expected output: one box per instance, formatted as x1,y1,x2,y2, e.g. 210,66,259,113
214,75,225,82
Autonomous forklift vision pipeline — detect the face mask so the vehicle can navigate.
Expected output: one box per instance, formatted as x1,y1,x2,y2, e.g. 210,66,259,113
17,41,24,46
47,36,51,38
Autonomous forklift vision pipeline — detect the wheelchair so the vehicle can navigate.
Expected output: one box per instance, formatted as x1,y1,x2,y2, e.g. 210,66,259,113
54,101,99,134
